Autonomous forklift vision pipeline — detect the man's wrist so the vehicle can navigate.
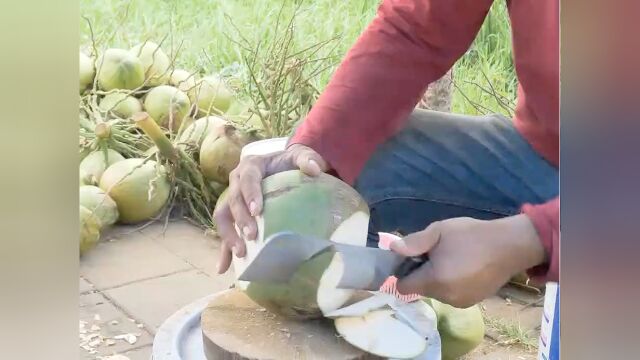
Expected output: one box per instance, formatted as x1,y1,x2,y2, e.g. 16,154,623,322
497,214,547,273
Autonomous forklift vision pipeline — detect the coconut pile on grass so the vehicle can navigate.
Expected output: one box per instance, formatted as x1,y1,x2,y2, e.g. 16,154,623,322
77,38,260,256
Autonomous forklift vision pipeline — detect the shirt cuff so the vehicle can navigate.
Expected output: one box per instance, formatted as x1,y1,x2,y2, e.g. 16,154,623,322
521,197,559,283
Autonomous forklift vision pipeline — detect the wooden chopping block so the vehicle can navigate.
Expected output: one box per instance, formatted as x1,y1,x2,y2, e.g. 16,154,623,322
201,288,381,360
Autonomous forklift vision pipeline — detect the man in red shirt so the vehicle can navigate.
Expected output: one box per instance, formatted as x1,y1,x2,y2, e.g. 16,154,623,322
215,0,559,310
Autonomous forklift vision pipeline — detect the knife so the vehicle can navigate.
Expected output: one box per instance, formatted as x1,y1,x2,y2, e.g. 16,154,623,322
237,231,429,291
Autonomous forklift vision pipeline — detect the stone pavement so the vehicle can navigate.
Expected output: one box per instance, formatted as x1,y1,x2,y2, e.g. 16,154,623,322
79,220,543,359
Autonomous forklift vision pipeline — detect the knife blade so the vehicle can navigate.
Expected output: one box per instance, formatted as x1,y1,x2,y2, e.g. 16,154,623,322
236,231,334,283
238,231,428,291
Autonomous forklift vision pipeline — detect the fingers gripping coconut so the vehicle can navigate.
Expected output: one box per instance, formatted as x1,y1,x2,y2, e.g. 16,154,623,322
214,145,373,319
214,144,331,273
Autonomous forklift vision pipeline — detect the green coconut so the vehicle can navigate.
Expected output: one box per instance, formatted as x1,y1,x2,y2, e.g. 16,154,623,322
96,49,145,91
99,158,171,224
79,185,119,228
79,51,95,93
143,85,191,132
79,149,125,185
426,298,485,360
177,116,227,150
130,41,171,86
223,99,250,117
99,92,143,119
188,75,234,116
79,146,92,165
79,168,93,186
80,206,101,256
169,69,197,93
199,125,251,184
210,182,227,199
235,170,371,319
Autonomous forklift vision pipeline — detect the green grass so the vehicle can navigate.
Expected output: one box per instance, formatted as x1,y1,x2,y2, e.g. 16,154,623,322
80,0,516,117
483,314,538,352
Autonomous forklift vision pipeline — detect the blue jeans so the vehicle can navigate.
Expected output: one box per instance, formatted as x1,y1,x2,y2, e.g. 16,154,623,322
353,109,559,247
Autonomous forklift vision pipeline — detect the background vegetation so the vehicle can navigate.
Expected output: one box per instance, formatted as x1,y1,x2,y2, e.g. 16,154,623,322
80,0,516,117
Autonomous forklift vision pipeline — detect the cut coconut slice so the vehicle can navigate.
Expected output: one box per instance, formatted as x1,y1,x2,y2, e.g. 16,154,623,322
315,251,355,316
325,292,392,318
335,309,427,359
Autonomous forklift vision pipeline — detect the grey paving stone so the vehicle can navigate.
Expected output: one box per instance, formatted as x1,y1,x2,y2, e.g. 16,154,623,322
104,270,232,332
80,230,192,290
146,220,235,280
120,345,152,360
80,277,95,294
79,292,152,359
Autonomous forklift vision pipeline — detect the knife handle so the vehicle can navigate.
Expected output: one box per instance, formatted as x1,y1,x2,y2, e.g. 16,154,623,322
394,254,429,279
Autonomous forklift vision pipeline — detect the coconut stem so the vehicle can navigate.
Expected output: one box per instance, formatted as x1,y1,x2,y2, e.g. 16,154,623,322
133,112,178,161
94,122,111,139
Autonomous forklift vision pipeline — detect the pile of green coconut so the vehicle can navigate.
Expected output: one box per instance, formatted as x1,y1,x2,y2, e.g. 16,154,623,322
79,41,262,256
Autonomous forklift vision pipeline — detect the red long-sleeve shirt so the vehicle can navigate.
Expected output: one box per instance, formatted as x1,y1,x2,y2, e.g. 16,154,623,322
290,0,559,282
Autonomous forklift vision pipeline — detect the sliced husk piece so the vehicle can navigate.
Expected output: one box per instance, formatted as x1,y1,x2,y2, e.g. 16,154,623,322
334,309,427,359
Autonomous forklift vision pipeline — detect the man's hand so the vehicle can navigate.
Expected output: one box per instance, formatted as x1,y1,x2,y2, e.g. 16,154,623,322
214,144,329,274
390,215,546,308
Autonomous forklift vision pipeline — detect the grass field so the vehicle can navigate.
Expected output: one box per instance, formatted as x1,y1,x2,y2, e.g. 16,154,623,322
80,0,516,117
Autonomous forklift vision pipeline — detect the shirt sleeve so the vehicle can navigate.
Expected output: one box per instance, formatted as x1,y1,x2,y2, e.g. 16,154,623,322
289,0,494,184
522,197,560,283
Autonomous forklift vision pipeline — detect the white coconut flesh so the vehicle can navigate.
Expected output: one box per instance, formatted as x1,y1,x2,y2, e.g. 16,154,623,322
239,137,288,160
314,252,355,315
335,309,427,359
233,170,370,318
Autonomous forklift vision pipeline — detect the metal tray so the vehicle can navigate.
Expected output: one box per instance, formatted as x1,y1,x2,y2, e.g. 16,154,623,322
152,294,441,360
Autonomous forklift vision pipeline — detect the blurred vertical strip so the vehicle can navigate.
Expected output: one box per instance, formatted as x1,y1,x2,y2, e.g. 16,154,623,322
0,0,78,359
561,0,640,358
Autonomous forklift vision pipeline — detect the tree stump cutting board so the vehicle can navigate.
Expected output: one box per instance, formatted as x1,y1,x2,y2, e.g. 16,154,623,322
201,289,381,360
